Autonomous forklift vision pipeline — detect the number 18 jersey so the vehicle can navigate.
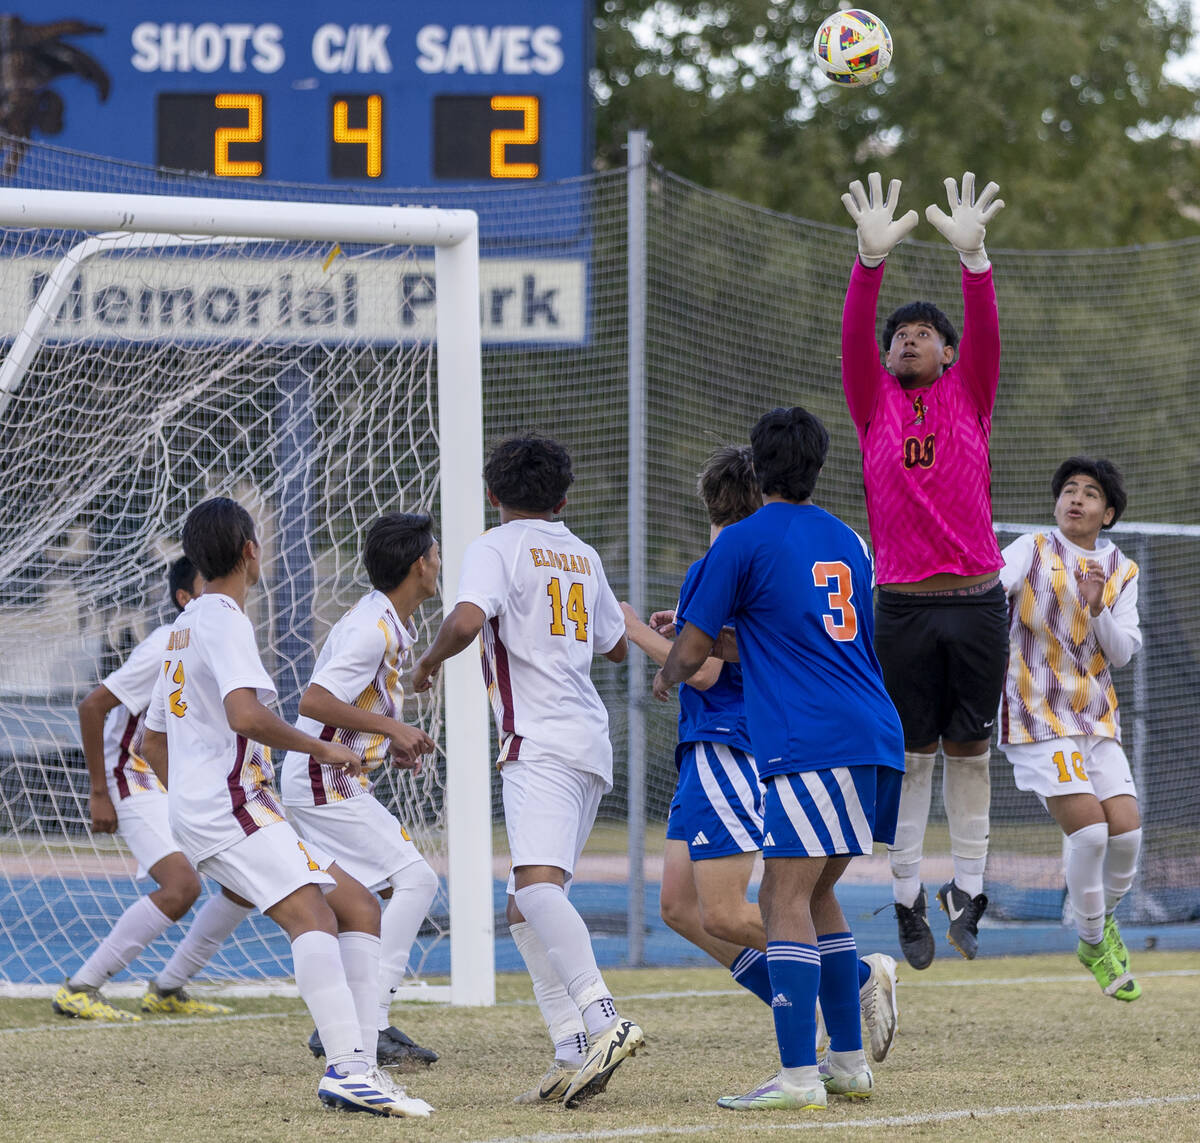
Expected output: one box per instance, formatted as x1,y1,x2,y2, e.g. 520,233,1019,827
456,518,625,787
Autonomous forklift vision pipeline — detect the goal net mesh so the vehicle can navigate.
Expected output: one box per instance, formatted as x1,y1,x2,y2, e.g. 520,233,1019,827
1,137,1197,990
0,217,452,986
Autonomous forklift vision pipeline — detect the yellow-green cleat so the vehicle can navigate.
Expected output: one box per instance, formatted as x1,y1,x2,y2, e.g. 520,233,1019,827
52,981,141,1022
141,982,234,1015
1077,934,1139,1002
1102,915,1141,1001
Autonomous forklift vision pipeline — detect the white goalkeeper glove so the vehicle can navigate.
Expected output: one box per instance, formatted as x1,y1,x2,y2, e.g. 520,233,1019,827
841,172,919,268
925,172,1005,272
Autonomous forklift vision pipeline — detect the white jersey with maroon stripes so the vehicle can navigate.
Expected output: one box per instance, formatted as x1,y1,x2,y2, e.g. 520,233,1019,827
280,589,416,808
100,623,174,800
144,592,284,864
1000,528,1141,746
457,517,625,786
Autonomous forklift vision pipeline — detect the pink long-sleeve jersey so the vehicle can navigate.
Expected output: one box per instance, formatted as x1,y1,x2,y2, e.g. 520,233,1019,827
841,259,1003,585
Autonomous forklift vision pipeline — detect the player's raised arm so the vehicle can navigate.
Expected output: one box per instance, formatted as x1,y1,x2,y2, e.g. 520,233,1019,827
840,173,918,427
927,173,1003,412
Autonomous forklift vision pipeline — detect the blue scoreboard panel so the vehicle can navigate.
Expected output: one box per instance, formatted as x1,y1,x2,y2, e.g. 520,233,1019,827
3,1,590,186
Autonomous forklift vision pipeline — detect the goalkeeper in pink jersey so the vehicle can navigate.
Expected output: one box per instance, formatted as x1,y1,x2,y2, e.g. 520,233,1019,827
840,172,1007,969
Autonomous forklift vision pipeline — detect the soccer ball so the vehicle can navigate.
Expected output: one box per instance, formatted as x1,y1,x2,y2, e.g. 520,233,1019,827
813,9,893,86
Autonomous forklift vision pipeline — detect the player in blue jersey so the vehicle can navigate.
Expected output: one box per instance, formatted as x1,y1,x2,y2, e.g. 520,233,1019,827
654,407,905,1111
624,445,898,1065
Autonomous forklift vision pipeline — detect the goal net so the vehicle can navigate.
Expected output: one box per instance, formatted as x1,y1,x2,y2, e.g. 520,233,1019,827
0,184,493,999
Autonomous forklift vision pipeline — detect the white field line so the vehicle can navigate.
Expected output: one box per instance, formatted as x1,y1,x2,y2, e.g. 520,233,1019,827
477,1092,1200,1143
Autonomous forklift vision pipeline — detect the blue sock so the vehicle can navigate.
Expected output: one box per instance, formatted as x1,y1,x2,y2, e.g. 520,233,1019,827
729,947,772,1005
818,932,863,1053
857,957,871,989
765,941,820,1068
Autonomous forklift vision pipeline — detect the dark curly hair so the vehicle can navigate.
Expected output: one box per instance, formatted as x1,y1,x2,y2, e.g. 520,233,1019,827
484,434,574,513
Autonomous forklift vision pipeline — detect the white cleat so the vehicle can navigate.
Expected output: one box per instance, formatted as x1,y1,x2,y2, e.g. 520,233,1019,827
859,952,898,1063
514,1061,575,1104
562,1018,645,1108
317,1066,433,1117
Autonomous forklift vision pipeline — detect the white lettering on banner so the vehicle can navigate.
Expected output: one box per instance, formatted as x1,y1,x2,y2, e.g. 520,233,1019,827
312,24,393,74
7,260,586,345
415,25,563,75
130,22,285,73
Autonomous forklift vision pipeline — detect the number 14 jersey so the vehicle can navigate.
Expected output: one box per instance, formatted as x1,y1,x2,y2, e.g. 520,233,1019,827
456,518,625,787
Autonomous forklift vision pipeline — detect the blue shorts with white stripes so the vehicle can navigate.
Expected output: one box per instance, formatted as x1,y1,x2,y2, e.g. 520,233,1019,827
665,741,765,860
761,765,902,858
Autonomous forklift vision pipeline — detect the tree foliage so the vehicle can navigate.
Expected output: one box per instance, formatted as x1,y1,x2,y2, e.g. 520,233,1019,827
593,0,1200,248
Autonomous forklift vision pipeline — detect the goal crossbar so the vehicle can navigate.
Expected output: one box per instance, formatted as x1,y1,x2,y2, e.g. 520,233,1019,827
0,188,495,1006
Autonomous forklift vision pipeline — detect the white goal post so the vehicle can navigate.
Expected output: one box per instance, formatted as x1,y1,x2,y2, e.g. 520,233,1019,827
0,188,495,1006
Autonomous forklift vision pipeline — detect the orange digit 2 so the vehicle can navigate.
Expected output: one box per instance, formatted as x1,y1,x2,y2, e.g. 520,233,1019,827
812,561,859,642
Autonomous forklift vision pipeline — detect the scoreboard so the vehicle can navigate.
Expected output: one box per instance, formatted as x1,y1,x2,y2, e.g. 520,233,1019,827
7,0,591,187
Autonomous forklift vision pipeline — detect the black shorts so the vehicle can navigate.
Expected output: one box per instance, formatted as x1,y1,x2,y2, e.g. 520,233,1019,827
873,582,1008,750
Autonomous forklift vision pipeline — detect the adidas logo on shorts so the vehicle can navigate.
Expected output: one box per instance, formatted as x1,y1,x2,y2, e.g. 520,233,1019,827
763,832,776,847
692,831,710,846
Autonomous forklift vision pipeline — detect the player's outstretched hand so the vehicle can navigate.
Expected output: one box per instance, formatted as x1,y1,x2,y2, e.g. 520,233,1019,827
841,172,919,268
651,668,674,702
925,172,1004,272
410,656,438,693
648,608,677,635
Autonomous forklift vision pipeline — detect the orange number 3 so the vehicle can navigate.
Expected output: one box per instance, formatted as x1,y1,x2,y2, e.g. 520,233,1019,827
812,561,859,642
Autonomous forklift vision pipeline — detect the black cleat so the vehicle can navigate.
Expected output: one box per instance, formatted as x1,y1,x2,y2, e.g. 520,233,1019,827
937,881,988,960
308,1026,438,1070
893,886,936,970
378,1025,438,1070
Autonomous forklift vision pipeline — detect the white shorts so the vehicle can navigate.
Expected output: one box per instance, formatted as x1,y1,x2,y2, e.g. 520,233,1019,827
1003,735,1137,803
196,820,336,912
112,787,180,880
501,757,605,884
286,795,425,894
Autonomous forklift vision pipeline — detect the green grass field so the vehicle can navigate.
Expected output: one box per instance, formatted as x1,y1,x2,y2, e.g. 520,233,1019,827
2,953,1198,1143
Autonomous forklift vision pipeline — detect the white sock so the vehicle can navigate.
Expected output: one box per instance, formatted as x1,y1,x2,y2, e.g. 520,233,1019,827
945,752,991,898
377,861,439,1030
890,752,936,906
292,930,366,1074
1104,828,1142,914
155,893,253,991
339,931,382,1067
72,896,174,988
512,882,616,1036
1064,822,1108,945
509,919,587,1063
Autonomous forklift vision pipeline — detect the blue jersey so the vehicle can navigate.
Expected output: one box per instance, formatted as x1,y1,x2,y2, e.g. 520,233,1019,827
680,501,904,780
674,557,751,765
